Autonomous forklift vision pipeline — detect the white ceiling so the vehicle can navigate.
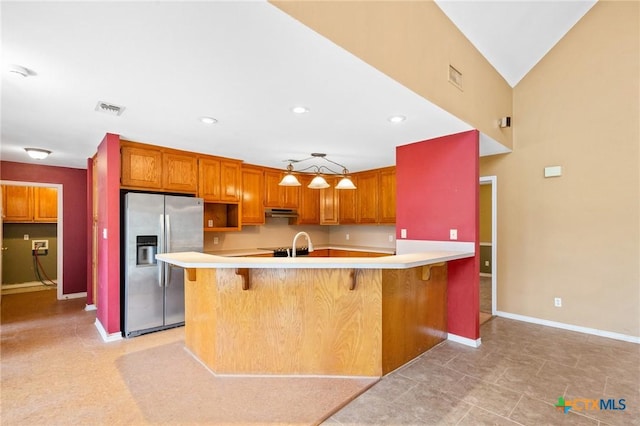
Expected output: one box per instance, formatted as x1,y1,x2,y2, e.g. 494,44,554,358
1,1,595,172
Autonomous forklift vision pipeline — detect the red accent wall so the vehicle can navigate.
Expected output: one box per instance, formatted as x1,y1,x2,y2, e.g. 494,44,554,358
95,133,121,334
1,161,88,295
396,130,480,340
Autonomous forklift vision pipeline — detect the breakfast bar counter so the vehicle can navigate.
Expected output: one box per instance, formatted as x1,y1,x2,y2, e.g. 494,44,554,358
157,250,473,377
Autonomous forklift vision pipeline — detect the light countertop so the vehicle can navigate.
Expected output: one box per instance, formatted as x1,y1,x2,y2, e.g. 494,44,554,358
157,250,473,270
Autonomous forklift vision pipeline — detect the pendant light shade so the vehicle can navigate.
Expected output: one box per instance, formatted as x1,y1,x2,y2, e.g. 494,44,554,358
308,175,330,189
335,176,357,189
279,173,301,186
279,163,301,186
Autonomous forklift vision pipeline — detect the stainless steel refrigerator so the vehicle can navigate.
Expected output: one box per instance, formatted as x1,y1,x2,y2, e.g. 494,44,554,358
123,192,203,338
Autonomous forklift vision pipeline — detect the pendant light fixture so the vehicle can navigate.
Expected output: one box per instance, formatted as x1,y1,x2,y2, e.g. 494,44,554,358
279,162,301,186
278,153,356,189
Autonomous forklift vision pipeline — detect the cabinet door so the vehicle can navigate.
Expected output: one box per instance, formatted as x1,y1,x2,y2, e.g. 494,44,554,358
378,167,396,224
34,187,58,222
282,184,300,209
263,170,283,208
198,157,222,201
338,184,357,224
2,186,33,222
297,175,320,224
163,153,197,192
121,146,163,189
263,170,299,208
356,171,379,224
320,177,339,225
220,160,241,202
241,166,265,225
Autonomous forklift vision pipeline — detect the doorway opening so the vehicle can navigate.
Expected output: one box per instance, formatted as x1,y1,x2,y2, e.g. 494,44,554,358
1,181,63,300
479,176,497,325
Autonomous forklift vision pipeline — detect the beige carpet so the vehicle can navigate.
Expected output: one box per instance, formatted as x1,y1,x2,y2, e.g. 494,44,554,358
116,341,377,425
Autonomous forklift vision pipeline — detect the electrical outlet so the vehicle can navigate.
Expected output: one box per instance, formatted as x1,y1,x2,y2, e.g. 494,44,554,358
388,234,394,242
554,297,562,307
450,229,458,240
32,240,49,250
213,237,219,245
400,229,407,239
208,219,214,227
484,260,490,267
345,233,350,241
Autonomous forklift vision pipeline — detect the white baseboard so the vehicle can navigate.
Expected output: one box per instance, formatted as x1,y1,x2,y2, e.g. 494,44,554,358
84,304,97,311
60,291,86,300
496,311,640,344
94,318,123,342
447,333,482,348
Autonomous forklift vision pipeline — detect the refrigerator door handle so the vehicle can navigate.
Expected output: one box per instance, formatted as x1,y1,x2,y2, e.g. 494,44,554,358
165,214,171,287
166,214,171,253
158,214,164,287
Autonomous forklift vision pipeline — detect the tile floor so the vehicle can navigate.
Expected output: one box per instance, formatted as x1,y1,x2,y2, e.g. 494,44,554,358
2,289,638,426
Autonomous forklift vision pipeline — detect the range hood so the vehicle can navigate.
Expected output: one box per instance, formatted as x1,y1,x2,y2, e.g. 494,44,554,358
265,208,298,218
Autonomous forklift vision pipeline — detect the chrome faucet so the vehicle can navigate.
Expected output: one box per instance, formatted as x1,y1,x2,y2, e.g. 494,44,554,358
291,231,314,257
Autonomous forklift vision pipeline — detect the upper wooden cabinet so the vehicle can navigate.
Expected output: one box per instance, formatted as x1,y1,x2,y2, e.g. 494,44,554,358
378,167,396,224
320,177,339,225
198,156,241,202
264,169,299,209
34,187,58,222
121,144,163,189
163,152,198,192
2,185,32,221
356,170,379,224
296,175,320,225
2,185,57,223
338,184,357,224
241,166,265,225
121,141,197,193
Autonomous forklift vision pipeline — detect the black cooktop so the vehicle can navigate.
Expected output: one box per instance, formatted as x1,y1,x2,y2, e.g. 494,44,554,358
271,247,309,257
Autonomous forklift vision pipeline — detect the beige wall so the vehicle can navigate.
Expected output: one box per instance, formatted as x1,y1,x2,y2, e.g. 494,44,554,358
480,1,639,337
276,0,639,337
271,0,513,150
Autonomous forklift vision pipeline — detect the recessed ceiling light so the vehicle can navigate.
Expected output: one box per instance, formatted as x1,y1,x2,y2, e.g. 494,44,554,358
291,106,309,114
388,115,406,123
8,65,30,78
199,116,218,124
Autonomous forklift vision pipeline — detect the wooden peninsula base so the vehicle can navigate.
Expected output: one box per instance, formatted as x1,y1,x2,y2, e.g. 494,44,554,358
182,264,447,377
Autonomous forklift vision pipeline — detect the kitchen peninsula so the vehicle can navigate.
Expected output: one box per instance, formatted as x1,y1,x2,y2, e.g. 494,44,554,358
157,250,474,377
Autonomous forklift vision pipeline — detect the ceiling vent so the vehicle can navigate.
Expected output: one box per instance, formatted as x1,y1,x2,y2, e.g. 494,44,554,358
95,101,125,116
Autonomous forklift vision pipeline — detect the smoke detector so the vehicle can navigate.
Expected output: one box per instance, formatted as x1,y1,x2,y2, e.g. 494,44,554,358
95,101,125,116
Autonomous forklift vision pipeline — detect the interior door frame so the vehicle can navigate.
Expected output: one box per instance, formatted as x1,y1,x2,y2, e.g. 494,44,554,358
479,175,497,314
1,180,63,300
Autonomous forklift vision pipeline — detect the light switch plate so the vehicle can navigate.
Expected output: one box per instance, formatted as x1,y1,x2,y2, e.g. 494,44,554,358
450,229,458,240
544,166,562,178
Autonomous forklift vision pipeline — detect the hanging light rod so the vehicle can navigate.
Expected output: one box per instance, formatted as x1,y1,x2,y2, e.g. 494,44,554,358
279,153,356,189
